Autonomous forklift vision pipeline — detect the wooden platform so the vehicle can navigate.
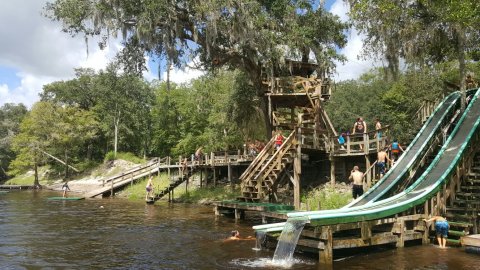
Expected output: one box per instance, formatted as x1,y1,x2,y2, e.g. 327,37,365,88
462,234,480,247
214,201,294,220
47,197,85,200
0,185,34,190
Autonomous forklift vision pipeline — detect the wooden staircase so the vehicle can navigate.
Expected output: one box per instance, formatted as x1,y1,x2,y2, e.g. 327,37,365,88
445,152,480,244
237,130,298,202
147,167,197,204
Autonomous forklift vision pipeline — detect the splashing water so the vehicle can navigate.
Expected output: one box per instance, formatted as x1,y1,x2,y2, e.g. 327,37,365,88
271,218,308,267
252,230,267,251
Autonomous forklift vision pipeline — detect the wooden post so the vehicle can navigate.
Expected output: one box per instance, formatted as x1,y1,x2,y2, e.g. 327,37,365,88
200,169,203,188
228,160,233,191
110,177,114,197
319,226,333,265
396,220,405,248
294,130,302,209
167,156,171,178
365,155,371,188
361,221,372,241
329,156,336,185
213,168,217,187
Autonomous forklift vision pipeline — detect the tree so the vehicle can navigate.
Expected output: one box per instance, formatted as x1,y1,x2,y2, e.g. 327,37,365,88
10,102,99,182
0,103,27,180
348,0,480,106
93,64,154,158
44,0,348,135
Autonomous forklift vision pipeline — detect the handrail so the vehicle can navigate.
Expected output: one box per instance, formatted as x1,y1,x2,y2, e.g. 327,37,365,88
239,136,276,180
253,130,297,181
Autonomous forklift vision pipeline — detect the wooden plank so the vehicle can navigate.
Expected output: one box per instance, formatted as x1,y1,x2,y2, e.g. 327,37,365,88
462,234,480,247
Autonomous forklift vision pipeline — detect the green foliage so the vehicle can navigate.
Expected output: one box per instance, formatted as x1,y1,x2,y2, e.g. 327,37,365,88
177,186,240,203
301,184,352,211
45,0,348,81
104,151,145,164
122,174,170,200
104,151,116,162
0,103,27,179
326,67,448,142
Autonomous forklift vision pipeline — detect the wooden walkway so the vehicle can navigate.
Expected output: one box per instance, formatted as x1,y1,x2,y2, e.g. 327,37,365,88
0,185,35,190
86,153,255,198
214,200,294,221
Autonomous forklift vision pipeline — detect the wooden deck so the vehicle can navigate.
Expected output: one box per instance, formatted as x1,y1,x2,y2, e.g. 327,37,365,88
462,234,480,247
0,185,35,189
214,201,294,220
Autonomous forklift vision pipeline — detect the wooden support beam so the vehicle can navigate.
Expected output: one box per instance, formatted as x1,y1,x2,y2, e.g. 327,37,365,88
395,220,405,248
329,157,336,185
319,226,333,265
365,155,371,188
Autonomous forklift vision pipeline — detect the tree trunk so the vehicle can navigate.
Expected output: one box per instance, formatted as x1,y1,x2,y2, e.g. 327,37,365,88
114,118,119,158
457,24,467,110
64,149,69,179
33,163,40,188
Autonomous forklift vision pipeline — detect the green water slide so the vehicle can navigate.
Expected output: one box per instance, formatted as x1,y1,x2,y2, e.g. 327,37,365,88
346,91,461,207
254,88,480,231
290,88,480,225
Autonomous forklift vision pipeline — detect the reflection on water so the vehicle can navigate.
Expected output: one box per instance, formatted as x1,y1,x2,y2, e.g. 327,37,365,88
0,191,479,269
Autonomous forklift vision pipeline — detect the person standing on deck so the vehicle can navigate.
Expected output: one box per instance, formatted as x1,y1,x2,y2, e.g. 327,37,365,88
274,130,284,151
352,117,367,150
377,147,391,178
390,139,404,164
145,176,154,200
375,118,382,139
194,147,203,165
349,166,365,199
62,181,70,198
423,216,449,248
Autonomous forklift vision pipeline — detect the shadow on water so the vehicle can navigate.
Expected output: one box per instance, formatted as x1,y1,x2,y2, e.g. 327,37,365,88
0,191,479,269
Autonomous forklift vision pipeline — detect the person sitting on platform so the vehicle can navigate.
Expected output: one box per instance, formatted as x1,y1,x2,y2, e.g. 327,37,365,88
349,166,365,199
423,216,449,248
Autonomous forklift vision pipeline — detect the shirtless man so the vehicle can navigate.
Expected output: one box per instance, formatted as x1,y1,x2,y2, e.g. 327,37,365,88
349,166,365,199
377,148,391,178
423,216,449,248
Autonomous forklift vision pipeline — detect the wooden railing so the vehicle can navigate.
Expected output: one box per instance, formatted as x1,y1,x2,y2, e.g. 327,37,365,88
327,126,390,155
415,99,440,124
264,76,331,97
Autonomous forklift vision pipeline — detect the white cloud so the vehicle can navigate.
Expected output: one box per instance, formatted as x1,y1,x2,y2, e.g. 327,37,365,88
0,0,121,107
162,66,205,84
329,0,379,81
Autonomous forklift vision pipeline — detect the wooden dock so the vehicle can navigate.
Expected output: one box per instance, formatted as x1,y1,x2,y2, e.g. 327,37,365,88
0,185,35,190
214,201,294,221
462,234,480,247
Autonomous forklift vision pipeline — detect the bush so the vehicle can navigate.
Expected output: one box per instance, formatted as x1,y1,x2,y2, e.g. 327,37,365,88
104,151,146,164
104,151,116,162
301,183,352,211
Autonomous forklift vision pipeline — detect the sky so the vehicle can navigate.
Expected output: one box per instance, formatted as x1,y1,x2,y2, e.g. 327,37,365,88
0,0,375,108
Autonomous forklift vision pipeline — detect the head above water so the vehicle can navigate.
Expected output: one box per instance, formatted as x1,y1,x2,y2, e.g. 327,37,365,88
231,230,240,237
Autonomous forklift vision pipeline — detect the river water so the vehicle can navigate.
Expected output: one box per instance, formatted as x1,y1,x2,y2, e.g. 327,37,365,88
0,191,478,269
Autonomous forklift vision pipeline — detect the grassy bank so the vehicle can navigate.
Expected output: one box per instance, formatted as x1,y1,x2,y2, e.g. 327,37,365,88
120,172,241,203
301,183,352,211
